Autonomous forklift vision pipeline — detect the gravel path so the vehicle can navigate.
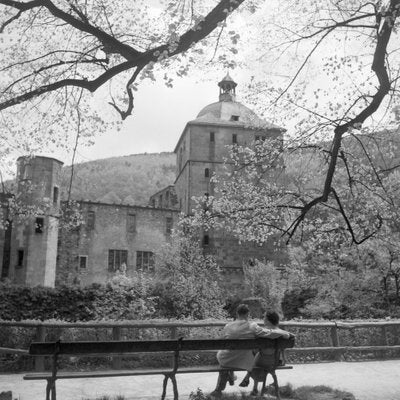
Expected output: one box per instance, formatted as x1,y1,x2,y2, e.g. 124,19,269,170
1,360,399,400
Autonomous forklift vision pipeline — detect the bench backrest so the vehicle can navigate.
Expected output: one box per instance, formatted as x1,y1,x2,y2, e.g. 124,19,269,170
29,336,295,356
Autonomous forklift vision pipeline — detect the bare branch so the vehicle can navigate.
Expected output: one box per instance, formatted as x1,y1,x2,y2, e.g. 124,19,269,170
108,65,144,119
274,28,334,104
0,9,22,32
319,0,399,204
331,188,382,244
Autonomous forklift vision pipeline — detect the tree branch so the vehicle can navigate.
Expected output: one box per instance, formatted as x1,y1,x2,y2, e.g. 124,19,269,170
320,0,399,203
0,0,245,117
108,65,144,120
0,9,22,32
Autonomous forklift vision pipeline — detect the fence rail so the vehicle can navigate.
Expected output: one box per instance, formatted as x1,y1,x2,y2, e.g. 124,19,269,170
1,319,400,371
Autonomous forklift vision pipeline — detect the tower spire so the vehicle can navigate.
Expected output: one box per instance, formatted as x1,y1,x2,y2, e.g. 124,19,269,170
218,73,237,102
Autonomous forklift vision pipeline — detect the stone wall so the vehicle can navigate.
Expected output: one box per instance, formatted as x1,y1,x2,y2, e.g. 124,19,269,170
56,201,180,286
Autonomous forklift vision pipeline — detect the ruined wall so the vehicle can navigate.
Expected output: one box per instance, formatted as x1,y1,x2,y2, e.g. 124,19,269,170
0,194,12,279
8,156,63,287
56,201,179,286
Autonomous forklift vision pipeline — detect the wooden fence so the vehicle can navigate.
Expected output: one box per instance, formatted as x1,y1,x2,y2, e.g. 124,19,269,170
1,319,400,371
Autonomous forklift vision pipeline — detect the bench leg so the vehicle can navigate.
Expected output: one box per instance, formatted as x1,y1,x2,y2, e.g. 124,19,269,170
272,372,280,400
161,375,169,400
161,374,179,400
46,379,51,400
171,374,179,400
45,379,56,400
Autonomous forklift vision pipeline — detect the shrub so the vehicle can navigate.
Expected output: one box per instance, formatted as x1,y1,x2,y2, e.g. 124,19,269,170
281,287,318,319
153,229,227,320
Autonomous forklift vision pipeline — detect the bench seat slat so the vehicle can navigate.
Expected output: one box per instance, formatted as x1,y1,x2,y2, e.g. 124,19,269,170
23,365,293,381
24,369,171,380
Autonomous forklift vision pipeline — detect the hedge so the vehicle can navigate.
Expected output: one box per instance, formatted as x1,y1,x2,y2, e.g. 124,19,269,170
0,283,154,321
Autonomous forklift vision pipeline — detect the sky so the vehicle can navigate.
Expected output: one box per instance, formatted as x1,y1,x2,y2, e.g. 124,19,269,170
55,70,252,167
74,77,218,163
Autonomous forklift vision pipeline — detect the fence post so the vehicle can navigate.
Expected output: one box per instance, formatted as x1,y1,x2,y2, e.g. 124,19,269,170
112,326,122,369
35,325,46,372
170,327,177,339
170,326,178,367
381,326,388,346
330,323,341,361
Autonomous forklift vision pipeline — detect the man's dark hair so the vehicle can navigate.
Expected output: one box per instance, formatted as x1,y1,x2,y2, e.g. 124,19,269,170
265,310,280,326
236,304,250,316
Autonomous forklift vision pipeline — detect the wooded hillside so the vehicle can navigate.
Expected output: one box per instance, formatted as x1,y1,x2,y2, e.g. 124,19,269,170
60,152,176,206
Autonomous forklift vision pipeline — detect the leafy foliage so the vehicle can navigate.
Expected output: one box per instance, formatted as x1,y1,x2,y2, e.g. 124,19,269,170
243,260,285,312
282,238,400,319
153,227,227,319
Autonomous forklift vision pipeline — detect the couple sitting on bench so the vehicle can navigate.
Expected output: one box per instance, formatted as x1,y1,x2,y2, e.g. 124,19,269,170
211,304,292,398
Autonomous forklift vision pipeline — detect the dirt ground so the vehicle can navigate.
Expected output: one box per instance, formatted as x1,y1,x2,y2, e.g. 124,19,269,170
1,359,399,400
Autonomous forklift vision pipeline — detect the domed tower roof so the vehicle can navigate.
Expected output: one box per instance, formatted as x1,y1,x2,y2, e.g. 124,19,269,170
190,74,284,130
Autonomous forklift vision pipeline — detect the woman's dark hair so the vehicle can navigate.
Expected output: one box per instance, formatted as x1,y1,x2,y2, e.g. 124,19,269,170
236,304,250,316
265,310,280,326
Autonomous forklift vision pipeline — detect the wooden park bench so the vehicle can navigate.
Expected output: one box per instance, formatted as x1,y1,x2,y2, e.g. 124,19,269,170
24,336,295,400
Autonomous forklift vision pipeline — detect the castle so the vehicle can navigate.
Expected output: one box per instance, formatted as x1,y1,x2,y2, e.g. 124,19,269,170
0,75,286,287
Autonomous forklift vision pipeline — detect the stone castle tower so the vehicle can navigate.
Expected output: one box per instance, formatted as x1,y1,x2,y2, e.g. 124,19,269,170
172,74,286,275
174,74,284,214
174,73,283,214
7,156,63,287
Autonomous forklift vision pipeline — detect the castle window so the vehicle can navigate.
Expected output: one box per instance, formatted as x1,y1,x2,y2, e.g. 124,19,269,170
21,163,31,180
127,213,136,233
17,249,24,267
79,255,87,269
202,234,210,246
166,217,173,235
232,134,237,144
205,168,210,178
53,187,59,204
136,251,154,271
87,211,95,229
35,217,44,234
210,132,215,142
231,115,239,121
108,249,128,272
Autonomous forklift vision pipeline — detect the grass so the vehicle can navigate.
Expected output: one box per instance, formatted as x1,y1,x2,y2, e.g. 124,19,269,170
82,385,356,400
189,385,356,400
82,396,126,400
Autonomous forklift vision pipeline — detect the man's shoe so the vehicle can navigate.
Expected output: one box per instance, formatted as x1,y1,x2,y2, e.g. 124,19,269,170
238,378,249,387
250,389,258,396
